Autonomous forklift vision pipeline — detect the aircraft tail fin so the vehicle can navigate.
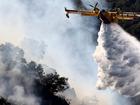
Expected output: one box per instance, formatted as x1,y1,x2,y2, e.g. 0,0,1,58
65,7,69,18
65,7,67,11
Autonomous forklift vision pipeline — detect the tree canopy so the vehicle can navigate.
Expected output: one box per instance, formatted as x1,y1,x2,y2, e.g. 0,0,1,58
0,43,70,105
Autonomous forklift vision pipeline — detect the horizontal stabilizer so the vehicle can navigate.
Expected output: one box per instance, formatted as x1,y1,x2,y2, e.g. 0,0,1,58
66,13,69,18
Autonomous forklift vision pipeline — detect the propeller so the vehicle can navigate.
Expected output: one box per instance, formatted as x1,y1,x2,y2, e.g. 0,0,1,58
89,2,98,10
94,2,98,9
116,8,122,14
89,4,94,8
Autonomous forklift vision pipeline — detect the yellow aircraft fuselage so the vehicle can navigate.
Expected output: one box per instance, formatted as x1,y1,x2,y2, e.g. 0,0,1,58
65,8,140,24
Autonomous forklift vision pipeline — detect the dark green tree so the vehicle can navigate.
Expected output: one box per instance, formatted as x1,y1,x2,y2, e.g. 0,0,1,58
0,97,14,105
39,72,69,94
33,71,69,105
26,61,70,105
0,43,70,105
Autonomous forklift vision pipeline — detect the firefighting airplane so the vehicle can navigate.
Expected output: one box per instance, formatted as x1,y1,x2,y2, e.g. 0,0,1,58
65,2,140,24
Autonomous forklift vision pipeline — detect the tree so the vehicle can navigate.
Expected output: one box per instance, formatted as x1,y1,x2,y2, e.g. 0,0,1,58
25,61,70,105
33,71,69,105
40,72,69,94
0,43,70,105
0,97,14,105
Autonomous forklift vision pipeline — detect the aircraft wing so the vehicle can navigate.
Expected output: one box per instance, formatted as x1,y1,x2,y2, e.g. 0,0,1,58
109,12,140,20
65,8,99,18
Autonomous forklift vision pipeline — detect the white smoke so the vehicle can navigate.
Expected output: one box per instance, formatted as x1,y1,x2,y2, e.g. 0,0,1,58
0,43,40,105
0,0,97,98
94,23,140,97
0,0,127,105
21,38,47,62
20,0,99,99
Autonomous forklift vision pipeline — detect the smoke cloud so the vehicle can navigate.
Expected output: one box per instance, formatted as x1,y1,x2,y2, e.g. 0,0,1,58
20,0,99,99
0,43,40,105
94,23,140,97
0,0,128,105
